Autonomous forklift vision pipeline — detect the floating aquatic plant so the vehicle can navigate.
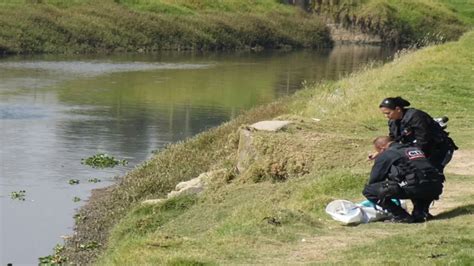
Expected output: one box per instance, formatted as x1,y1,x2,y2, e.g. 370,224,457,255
69,179,80,185
38,244,67,264
88,177,101,183
10,190,26,201
81,153,128,168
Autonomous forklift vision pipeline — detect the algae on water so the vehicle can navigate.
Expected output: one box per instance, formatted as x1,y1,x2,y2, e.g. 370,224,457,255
81,153,128,169
10,190,26,201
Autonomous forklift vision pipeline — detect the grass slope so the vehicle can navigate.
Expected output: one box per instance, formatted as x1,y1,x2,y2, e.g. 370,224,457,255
0,0,471,54
312,0,470,46
440,0,474,25
116,0,295,14
0,0,331,54
60,31,474,264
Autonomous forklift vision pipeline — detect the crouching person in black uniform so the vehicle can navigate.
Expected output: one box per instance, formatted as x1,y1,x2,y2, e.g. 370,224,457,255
378,96,457,173
363,136,444,223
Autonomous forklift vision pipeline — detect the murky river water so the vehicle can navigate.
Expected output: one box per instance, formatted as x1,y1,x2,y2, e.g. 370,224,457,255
0,46,393,264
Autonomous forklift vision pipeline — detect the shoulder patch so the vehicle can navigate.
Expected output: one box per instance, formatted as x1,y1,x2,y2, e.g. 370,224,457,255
405,148,425,160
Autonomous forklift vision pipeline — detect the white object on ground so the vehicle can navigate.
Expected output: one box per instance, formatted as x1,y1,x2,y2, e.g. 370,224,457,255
249,120,292,131
325,199,406,225
325,200,365,225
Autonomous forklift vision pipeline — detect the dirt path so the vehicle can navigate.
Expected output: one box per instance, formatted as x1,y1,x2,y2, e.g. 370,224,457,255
445,150,474,176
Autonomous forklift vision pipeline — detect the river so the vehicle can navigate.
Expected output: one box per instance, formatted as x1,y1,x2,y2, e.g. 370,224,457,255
0,46,393,264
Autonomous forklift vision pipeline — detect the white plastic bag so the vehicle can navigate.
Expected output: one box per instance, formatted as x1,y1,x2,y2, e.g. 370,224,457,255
325,200,364,225
359,205,390,223
325,199,406,225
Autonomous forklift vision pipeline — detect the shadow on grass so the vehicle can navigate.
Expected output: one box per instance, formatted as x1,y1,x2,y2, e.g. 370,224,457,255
434,204,474,220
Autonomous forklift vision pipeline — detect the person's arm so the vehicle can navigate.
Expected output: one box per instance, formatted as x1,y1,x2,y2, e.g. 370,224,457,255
408,112,432,150
368,152,394,184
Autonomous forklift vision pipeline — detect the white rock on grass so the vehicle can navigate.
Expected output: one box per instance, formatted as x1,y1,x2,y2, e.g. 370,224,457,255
175,175,203,191
141,170,226,204
167,184,203,198
167,170,219,199
249,120,292,132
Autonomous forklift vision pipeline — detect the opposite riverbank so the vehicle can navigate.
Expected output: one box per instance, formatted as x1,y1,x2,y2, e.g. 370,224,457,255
0,0,470,55
0,0,331,54
59,29,474,264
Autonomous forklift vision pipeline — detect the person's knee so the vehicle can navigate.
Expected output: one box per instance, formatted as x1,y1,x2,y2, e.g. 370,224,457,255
363,184,378,200
362,185,370,197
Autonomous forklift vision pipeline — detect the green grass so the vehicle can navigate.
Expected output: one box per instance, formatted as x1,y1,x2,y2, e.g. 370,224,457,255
116,0,294,14
0,0,331,54
439,0,474,25
1,0,471,54
329,174,474,264
312,0,470,45
0,0,295,14
61,30,474,264
337,211,474,264
97,172,366,265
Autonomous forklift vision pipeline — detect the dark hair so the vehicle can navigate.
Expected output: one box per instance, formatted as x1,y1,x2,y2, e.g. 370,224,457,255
379,96,411,109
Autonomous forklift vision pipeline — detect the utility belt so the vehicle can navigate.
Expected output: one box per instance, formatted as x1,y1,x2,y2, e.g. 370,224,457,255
379,171,442,200
389,165,442,189
398,171,441,189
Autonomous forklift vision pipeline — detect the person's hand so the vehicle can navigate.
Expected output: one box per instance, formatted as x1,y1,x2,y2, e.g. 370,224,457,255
367,151,380,161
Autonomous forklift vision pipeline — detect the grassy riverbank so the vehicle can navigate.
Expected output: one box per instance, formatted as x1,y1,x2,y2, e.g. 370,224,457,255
313,0,469,46
1,0,471,54
60,29,474,264
0,0,331,54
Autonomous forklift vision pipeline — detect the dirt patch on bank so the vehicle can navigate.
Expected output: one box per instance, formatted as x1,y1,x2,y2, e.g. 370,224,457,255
445,150,474,176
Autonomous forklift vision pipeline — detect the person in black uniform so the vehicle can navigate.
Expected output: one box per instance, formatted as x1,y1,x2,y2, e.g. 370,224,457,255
363,136,444,223
378,96,457,173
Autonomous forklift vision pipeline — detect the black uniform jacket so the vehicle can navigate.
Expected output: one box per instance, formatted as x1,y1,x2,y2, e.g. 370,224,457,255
369,143,404,184
368,142,436,185
368,143,443,201
388,108,447,156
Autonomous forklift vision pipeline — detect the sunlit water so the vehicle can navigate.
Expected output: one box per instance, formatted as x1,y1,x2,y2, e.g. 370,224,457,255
0,47,394,264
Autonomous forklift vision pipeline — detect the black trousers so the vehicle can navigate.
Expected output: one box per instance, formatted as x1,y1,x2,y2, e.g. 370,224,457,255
363,181,443,217
363,182,409,217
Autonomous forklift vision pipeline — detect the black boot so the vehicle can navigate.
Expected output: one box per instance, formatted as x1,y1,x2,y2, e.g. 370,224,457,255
380,198,413,223
423,200,434,220
412,199,432,223
387,213,415,223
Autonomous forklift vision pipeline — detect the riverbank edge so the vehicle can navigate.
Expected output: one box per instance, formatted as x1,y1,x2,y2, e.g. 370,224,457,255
59,31,474,264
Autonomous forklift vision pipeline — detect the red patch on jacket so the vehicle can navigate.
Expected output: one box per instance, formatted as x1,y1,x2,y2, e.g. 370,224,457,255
406,149,425,160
